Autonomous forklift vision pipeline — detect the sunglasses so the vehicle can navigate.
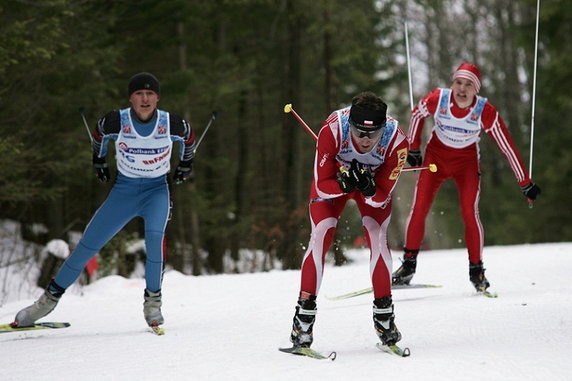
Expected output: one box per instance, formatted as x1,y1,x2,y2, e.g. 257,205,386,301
350,123,383,139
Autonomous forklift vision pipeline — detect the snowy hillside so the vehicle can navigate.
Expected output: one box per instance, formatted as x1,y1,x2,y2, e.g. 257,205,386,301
1,242,571,381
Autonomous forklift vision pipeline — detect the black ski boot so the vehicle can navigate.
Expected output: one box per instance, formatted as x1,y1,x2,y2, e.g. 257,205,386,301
392,249,418,285
373,296,401,346
469,261,490,292
290,293,317,348
13,280,65,327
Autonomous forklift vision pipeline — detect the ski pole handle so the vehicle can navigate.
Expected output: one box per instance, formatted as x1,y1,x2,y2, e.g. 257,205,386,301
284,104,318,141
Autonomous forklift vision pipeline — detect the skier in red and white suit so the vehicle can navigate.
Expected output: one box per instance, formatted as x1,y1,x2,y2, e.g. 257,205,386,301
289,92,408,349
392,63,541,291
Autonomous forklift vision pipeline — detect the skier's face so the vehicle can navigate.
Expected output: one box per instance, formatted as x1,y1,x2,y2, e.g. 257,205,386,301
129,90,160,122
451,78,477,108
351,132,381,153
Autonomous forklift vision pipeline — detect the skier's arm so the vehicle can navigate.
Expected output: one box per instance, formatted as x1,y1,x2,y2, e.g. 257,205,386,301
92,111,120,183
315,114,346,199
481,103,530,187
170,113,196,184
169,113,196,162
408,88,440,150
92,110,120,159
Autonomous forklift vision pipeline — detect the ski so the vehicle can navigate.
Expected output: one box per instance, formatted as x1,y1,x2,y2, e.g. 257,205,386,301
149,325,165,335
394,283,442,290
478,290,498,298
327,284,442,301
279,346,337,360
376,343,411,357
0,322,70,333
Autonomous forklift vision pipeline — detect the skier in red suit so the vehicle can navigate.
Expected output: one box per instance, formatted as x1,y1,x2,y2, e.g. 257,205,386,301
288,92,409,349
392,63,541,292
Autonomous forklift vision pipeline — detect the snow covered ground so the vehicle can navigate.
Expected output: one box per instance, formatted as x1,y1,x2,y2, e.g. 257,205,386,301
1,242,571,381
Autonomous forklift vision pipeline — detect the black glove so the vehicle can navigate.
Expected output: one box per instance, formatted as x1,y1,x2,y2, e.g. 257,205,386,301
173,160,193,184
336,166,356,193
349,159,376,197
93,156,110,183
407,149,423,167
521,182,541,200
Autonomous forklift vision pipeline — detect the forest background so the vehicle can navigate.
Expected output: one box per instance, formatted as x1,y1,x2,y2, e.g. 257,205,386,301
1,0,570,277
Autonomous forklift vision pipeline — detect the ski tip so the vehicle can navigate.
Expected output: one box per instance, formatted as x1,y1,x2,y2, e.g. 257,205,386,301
395,346,411,357
376,343,411,357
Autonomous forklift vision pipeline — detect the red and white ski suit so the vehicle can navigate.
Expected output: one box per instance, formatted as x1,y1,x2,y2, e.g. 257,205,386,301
299,106,408,299
404,88,531,263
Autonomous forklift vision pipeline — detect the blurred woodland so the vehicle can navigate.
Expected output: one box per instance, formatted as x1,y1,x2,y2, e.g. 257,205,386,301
1,0,570,276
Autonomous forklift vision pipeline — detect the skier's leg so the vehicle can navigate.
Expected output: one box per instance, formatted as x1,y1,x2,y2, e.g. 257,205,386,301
139,178,170,326
454,164,490,290
291,196,346,347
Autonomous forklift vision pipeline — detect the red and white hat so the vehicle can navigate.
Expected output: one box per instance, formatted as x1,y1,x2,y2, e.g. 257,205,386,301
452,62,481,93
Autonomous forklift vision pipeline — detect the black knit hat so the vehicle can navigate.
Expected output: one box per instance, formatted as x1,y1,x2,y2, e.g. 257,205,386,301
349,103,387,131
128,72,160,96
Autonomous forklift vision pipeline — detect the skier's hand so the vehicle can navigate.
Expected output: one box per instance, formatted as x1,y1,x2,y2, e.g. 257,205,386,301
521,182,541,200
407,149,423,167
173,160,193,184
337,166,356,193
93,156,110,183
350,159,376,197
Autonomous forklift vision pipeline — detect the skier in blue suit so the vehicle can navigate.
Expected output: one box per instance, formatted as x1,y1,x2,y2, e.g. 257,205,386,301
13,72,195,329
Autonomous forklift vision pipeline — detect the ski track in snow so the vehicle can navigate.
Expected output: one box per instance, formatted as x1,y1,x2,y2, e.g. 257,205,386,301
1,242,571,381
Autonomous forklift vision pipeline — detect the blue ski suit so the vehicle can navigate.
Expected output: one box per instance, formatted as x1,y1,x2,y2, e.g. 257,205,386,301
53,108,195,292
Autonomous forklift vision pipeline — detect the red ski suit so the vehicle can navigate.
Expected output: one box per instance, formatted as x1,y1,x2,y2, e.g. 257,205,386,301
405,88,531,263
299,107,408,299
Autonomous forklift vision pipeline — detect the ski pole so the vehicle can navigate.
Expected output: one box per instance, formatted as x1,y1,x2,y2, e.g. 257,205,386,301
283,104,318,141
403,22,438,173
193,111,218,154
78,106,94,143
526,0,541,209
402,164,437,173
404,20,414,111
529,0,540,180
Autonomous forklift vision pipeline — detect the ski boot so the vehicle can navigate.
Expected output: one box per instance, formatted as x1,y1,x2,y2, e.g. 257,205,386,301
392,249,418,285
373,296,402,346
469,261,490,292
143,289,164,326
13,280,65,327
290,292,317,348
